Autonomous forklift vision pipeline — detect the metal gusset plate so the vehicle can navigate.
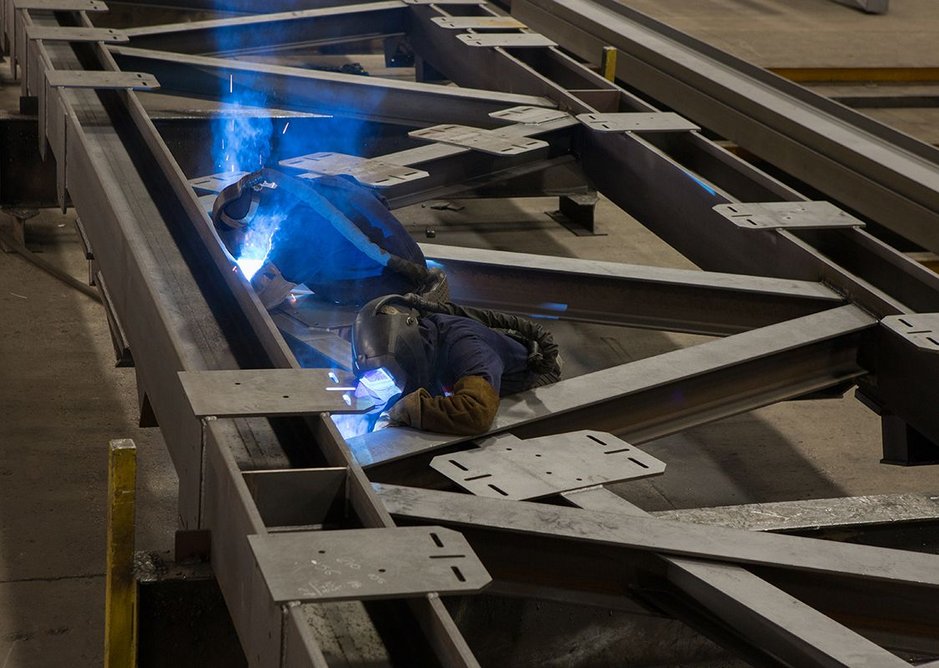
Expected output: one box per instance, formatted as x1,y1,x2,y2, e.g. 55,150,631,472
45,70,159,89
177,369,374,418
431,16,526,29
248,527,491,603
490,105,571,125
431,431,665,500
456,33,556,48
26,26,127,42
402,0,483,4
409,124,548,156
881,313,939,352
713,201,866,230
279,152,429,188
577,112,700,133
189,171,249,194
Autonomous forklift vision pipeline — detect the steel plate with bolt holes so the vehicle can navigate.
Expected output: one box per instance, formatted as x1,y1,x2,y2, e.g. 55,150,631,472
456,33,556,48
279,152,428,188
577,112,699,133
45,71,159,90
189,171,249,194
247,527,491,602
713,201,865,230
177,369,374,418
431,16,526,29
881,314,939,353
26,26,128,42
431,431,666,500
409,124,548,156
490,106,570,125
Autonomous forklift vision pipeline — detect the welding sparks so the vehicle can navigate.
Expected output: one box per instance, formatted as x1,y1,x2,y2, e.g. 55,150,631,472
326,386,357,392
229,74,233,94
282,121,290,134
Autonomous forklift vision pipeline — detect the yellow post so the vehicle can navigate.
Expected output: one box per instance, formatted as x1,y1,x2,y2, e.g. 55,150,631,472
104,439,137,667
601,46,618,82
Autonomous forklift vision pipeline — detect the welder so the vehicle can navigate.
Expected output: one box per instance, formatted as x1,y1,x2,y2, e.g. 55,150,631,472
212,168,446,308
352,294,562,435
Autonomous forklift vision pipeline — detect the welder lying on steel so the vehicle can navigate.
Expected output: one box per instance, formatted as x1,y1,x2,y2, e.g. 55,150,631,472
352,294,562,435
212,168,446,308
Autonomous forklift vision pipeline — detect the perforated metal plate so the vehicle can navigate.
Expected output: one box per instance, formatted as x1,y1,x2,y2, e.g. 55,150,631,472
409,124,548,155
45,70,159,90
431,431,666,500
882,314,939,353
178,369,374,418
189,171,249,194
713,201,865,230
456,33,556,48
431,16,525,29
26,26,127,42
248,527,491,602
490,105,570,125
279,152,428,188
577,112,699,133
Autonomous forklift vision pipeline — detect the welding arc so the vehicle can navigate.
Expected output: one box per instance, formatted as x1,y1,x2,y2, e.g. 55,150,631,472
0,226,101,303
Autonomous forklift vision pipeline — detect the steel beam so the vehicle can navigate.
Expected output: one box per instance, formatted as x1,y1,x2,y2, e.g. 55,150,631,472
351,305,875,467
108,45,555,127
420,243,844,335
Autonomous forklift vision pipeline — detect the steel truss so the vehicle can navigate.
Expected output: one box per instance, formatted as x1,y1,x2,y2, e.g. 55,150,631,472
3,0,939,665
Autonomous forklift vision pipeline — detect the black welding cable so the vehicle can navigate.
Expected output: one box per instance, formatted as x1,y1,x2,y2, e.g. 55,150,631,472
0,227,102,303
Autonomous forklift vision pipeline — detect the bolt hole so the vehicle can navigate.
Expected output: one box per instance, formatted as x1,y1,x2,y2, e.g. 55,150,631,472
378,568,386,573
318,550,326,554
283,395,289,398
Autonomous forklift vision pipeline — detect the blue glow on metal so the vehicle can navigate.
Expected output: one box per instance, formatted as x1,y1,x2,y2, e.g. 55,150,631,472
688,172,718,196
426,259,445,270
538,302,569,312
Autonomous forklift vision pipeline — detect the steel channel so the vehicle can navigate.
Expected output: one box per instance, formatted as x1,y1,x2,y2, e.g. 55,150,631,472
420,243,844,335
121,2,407,55
351,305,875,467
513,0,939,253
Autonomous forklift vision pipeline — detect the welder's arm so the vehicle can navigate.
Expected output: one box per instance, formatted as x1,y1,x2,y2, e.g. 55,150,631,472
388,375,500,435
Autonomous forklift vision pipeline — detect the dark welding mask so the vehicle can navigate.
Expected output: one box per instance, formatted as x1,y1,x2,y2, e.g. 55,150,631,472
212,170,281,260
352,295,431,402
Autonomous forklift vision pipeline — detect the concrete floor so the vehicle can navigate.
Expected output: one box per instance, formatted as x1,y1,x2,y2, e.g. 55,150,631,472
2,1,939,666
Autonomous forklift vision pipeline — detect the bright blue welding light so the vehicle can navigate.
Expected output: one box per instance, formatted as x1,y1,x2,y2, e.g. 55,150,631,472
538,302,569,312
236,256,265,281
426,259,445,270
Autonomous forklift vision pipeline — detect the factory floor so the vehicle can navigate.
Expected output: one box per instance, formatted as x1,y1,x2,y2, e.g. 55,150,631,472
2,1,939,666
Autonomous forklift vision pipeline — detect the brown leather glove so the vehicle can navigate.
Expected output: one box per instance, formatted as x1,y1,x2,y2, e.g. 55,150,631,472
388,375,500,435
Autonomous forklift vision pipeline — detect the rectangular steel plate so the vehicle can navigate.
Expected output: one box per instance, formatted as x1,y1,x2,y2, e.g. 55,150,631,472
713,201,865,230
402,0,483,4
178,369,374,418
189,171,248,194
431,431,665,500
431,16,525,29
490,105,570,125
409,124,548,156
279,152,428,188
248,527,491,603
456,33,556,48
45,70,159,90
14,0,106,8
577,112,699,133
881,314,939,353
26,26,127,42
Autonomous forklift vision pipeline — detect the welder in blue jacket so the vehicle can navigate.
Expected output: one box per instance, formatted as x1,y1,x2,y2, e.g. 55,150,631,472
213,168,446,308
352,294,561,435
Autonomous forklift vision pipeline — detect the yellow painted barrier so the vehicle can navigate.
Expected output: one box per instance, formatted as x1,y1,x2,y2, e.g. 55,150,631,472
601,46,618,82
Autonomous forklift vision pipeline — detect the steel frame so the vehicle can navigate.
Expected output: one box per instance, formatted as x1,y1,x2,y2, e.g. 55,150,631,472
4,0,939,665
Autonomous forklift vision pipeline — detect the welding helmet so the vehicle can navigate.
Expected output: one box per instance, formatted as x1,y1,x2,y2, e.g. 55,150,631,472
352,294,431,400
212,170,280,258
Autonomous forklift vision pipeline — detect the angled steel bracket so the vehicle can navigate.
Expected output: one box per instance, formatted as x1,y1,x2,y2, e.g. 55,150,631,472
280,152,429,188
577,112,699,133
713,201,866,230
410,123,549,155
490,105,571,125
881,314,939,353
456,33,556,48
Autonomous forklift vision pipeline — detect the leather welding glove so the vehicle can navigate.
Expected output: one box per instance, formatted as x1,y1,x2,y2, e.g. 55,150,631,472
388,375,500,435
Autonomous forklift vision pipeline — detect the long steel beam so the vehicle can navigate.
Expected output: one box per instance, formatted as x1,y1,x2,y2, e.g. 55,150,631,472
351,305,875,467
421,243,844,335
513,0,939,253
